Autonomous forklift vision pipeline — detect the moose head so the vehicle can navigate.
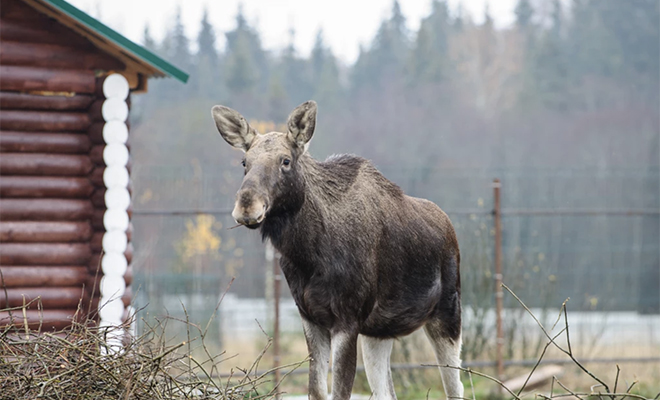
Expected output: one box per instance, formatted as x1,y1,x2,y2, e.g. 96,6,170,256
212,101,317,228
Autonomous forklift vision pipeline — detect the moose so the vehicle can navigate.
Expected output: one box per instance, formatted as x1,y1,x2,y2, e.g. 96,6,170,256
212,101,463,400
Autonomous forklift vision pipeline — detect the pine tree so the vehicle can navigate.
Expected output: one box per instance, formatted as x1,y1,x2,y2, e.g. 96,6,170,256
156,7,192,102
225,5,269,93
514,0,534,29
453,2,464,32
226,32,258,99
566,0,659,108
550,0,562,39
170,6,191,71
224,5,269,116
483,2,493,29
310,29,326,83
409,0,452,85
195,7,221,99
267,74,289,123
142,24,157,51
197,8,217,62
351,0,410,91
278,27,313,108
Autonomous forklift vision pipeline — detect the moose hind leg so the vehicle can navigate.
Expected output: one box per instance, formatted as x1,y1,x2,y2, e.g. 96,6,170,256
361,336,397,400
424,320,464,400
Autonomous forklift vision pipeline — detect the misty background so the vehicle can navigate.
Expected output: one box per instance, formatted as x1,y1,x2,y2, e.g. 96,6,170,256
119,0,659,369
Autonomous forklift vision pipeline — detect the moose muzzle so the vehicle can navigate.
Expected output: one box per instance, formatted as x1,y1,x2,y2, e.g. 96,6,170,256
232,188,268,228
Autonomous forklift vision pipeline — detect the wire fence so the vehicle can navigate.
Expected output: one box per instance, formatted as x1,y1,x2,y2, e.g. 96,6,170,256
130,164,660,375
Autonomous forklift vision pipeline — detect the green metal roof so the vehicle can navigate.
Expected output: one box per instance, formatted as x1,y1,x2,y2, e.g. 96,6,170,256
29,0,189,83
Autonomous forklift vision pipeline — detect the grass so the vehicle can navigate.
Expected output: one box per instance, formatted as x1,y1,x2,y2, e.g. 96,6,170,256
1,278,658,399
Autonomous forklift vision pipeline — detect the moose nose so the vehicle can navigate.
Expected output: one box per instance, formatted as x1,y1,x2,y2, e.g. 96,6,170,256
232,193,268,227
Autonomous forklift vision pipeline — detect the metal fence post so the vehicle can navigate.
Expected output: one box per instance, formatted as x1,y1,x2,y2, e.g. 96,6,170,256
493,178,505,383
273,248,282,396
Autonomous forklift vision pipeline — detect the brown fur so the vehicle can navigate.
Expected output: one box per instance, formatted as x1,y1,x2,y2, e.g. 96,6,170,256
213,101,463,400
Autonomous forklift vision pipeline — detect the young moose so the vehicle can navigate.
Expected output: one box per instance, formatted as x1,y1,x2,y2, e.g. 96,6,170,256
212,101,463,400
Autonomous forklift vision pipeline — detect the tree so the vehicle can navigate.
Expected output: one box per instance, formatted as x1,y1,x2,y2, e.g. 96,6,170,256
565,0,659,110
142,24,157,51
408,0,452,85
310,29,327,83
267,74,289,123
525,0,568,111
307,29,343,113
277,27,313,108
514,0,534,29
351,0,410,91
170,6,191,72
194,7,222,99
224,5,269,116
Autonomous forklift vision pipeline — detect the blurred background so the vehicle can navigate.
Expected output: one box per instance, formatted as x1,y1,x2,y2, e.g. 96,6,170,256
75,0,659,395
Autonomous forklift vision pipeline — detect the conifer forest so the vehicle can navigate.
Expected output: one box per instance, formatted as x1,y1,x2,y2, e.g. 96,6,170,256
130,0,659,373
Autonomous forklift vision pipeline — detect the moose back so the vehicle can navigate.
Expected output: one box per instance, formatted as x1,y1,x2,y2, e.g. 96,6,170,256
212,101,464,400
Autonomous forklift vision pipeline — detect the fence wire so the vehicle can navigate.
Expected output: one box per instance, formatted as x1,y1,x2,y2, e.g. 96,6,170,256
130,164,660,369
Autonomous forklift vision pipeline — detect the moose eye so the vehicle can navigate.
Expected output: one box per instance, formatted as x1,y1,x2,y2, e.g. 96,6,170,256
282,158,291,166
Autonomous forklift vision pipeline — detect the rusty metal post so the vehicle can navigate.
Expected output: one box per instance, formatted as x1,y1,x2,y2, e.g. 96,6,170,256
493,178,505,383
273,249,282,393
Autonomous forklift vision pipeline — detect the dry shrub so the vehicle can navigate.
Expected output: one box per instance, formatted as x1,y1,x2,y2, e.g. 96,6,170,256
0,299,303,400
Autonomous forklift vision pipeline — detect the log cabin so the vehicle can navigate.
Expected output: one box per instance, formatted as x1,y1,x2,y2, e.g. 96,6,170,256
0,0,188,333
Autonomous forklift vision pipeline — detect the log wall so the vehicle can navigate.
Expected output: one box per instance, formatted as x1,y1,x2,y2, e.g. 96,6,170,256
0,0,133,333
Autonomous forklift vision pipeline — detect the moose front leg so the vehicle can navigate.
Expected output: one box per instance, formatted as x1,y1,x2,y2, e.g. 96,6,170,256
330,330,359,400
302,318,331,400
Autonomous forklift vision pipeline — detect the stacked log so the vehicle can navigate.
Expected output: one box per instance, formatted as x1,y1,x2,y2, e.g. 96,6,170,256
0,0,133,333
0,86,94,330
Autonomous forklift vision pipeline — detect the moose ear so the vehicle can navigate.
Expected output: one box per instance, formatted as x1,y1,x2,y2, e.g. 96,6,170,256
286,100,317,151
211,105,257,152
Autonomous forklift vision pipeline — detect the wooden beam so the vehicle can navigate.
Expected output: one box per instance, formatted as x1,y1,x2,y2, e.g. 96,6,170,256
0,91,94,111
503,365,564,393
0,221,92,242
0,2,95,48
89,166,104,187
91,188,106,207
91,208,106,230
0,131,91,153
0,287,87,309
125,242,133,264
0,109,91,132
124,264,133,286
0,153,92,175
0,176,94,198
0,65,97,93
90,231,103,251
0,266,89,287
0,243,92,265
0,309,80,331
0,199,94,221
0,41,125,70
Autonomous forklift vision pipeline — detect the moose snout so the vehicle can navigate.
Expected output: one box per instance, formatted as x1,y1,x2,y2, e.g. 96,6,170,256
232,189,268,227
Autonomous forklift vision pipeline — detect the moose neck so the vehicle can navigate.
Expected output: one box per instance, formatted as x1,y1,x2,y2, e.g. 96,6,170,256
260,152,351,254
